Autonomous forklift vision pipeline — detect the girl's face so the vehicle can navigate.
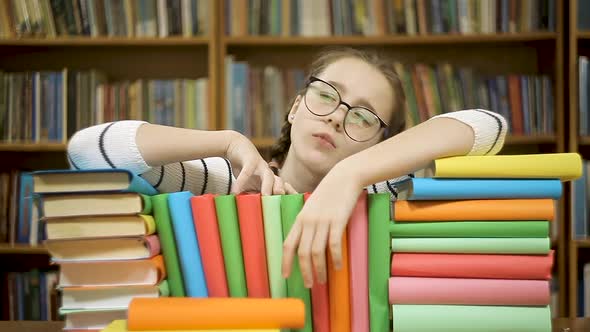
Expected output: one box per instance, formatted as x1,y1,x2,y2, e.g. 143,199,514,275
287,57,396,175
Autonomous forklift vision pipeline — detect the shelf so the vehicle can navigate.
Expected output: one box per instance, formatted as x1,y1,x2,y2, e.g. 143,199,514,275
224,32,557,46
578,31,590,39
579,136,590,145
251,137,276,149
504,135,557,144
576,239,590,248
0,243,48,254
0,142,67,152
0,36,210,46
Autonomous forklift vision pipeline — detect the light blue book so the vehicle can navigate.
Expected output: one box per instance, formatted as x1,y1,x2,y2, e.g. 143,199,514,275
168,191,208,297
396,178,562,200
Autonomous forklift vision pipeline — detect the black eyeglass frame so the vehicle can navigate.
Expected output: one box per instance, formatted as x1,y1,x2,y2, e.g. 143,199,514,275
304,76,389,142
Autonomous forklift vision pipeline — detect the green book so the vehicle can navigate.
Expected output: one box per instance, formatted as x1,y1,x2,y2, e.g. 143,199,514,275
261,195,287,298
368,193,390,332
281,194,312,332
214,195,247,297
392,305,551,332
152,194,185,297
389,221,549,238
391,238,551,254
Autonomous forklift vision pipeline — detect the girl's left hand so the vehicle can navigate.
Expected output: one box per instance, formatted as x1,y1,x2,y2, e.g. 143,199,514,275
281,166,362,288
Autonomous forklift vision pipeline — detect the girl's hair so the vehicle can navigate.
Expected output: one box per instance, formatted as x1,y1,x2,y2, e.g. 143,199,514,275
269,47,407,167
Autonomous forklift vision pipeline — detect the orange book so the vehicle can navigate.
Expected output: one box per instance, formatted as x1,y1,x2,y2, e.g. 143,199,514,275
394,199,554,221
190,194,229,297
127,298,305,330
328,229,351,332
236,193,270,298
304,193,330,332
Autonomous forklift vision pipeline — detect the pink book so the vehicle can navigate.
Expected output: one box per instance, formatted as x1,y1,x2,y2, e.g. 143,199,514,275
347,191,369,332
389,277,550,305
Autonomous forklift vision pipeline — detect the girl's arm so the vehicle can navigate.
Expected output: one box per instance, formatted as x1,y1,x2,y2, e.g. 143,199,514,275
282,110,508,288
67,121,279,195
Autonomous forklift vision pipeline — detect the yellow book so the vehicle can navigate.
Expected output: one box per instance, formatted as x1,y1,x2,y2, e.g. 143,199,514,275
433,153,582,181
101,320,280,332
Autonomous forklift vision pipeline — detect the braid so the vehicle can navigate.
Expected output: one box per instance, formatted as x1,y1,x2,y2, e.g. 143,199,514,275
269,111,293,167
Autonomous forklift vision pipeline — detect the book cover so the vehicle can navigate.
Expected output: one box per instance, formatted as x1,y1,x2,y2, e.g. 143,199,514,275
367,193,390,332
260,195,286,299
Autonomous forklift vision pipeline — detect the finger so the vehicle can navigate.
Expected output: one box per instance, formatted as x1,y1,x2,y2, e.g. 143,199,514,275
297,223,317,288
282,221,302,278
233,165,254,194
260,168,275,196
311,222,330,284
272,176,285,195
328,220,346,270
284,182,298,194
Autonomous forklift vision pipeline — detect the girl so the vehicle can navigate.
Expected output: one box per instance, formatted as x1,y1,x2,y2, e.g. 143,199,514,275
68,47,507,290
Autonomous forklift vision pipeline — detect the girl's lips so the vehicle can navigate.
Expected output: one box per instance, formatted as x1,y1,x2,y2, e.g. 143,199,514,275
312,133,336,148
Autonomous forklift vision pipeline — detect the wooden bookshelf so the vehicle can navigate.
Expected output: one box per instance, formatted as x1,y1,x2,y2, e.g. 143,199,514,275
223,32,558,46
0,243,47,255
0,36,210,46
569,0,590,319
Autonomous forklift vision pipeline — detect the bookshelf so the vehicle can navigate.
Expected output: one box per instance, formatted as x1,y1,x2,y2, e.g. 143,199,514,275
0,0,579,323
569,0,590,319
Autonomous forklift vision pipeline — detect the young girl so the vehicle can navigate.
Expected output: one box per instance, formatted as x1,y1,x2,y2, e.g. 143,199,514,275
67,47,507,290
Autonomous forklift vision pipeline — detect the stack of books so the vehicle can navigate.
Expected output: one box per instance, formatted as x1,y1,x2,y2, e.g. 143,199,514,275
379,153,581,332
32,169,166,332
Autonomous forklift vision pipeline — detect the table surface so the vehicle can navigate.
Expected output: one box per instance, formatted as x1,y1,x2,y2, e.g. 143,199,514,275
0,318,589,332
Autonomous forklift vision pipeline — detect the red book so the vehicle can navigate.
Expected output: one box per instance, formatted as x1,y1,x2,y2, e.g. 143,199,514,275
304,192,330,332
236,193,270,298
190,194,229,297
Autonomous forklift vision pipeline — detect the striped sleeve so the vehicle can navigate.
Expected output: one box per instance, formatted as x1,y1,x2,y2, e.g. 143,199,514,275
66,120,234,195
429,109,508,156
366,174,413,201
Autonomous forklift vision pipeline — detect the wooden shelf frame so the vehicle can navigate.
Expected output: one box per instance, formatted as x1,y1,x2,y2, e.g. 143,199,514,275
0,243,48,254
0,36,210,46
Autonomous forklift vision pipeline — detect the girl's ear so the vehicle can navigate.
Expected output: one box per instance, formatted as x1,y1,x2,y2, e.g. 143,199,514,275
287,95,302,124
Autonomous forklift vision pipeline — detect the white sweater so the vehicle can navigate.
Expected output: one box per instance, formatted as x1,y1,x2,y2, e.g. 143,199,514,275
67,109,508,200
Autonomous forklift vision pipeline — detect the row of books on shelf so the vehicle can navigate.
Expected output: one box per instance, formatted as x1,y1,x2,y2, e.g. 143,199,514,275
0,70,209,143
579,56,590,136
572,160,590,239
2,270,59,321
0,0,209,39
28,152,578,331
580,263,590,318
224,57,555,138
225,0,555,37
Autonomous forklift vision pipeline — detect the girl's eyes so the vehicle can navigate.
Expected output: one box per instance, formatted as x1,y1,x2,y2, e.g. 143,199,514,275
319,92,337,103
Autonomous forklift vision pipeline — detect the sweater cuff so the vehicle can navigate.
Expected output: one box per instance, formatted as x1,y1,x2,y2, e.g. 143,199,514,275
67,120,151,174
429,109,508,156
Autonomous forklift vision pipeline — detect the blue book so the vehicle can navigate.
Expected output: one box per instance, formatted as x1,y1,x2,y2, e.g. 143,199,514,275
17,172,34,244
168,191,208,297
397,178,563,200
31,169,158,196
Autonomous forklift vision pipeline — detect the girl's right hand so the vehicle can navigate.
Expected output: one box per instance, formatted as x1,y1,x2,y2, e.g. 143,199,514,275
225,131,277,195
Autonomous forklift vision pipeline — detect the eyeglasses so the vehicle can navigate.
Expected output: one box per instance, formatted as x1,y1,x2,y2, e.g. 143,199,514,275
303,76,388,142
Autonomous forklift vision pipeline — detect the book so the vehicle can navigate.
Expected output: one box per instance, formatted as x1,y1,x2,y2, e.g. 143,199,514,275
152,194,185,297
45,214,156,240
214,195,247,297
392,305,551,332
190,194,229,297
280,194,312,332
61,281,169,310
395,178,562,200
41,192,152,218
388,277,550,305
390,252,554,280
328,227,351,332
102,319,281,332
45,235,160,262
432,153,582,181
127,298,305,330
389,220,549,238
58,255,166,287
63,309,127,331
236,193,270,298
367,193,390,332
393,199,555,221
31,169,158,196
347,191,369,332
390,237,550,254
260,195,286,298
168,191,208,297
